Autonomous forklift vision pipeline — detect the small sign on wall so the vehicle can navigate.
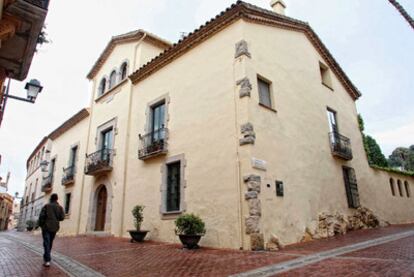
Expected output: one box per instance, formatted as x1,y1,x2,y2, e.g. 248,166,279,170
252,158,267,171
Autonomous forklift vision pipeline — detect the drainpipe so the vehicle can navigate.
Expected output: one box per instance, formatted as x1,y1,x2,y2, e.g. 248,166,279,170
76,80,97,235
233,55,244,250
119,33,147,237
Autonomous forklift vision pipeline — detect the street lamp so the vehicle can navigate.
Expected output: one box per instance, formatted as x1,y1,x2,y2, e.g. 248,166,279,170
0,78,44,126
24,79,43,102
5,78,43,103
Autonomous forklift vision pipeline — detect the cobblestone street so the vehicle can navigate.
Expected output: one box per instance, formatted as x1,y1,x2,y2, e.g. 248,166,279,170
1,224,413,277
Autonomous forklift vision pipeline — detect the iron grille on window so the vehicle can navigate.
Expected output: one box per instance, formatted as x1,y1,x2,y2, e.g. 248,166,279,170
329,132,353,160
62,166,75,185
138,128,168,160
342,167,360,209
84,148,114,175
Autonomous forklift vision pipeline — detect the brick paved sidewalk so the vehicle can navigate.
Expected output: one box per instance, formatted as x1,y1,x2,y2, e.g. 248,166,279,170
0,235,66,277
2,223,414,277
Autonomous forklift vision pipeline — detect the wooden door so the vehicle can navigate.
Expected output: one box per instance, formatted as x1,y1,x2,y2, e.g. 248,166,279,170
95,186,107,231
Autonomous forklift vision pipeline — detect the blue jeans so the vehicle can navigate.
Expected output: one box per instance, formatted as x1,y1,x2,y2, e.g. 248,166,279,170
42,229,56,262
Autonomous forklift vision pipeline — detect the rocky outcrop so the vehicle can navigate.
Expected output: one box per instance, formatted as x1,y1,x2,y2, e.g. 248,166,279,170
302,207,387,242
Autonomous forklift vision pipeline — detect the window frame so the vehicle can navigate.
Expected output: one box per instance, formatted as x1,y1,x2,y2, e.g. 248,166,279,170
64,192,72,215
342,166,360,209
319,61,333,90
390,178,396,196
98,77,107,96
257,75,274,110
120,61,128,80
397,180,404,197
404,181,411,198
160,154,186,218
109,70,117,89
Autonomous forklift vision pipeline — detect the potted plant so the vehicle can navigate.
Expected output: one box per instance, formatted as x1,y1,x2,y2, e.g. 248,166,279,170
175,214,206,249
128,205,149,243
26,220,35,231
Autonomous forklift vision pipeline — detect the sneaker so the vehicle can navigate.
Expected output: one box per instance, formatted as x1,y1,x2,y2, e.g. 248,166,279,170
43,262,50,267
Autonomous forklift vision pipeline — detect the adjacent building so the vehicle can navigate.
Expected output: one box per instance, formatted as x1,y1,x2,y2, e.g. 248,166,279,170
0,192,13,230
21,1,414,250
0,0,50,126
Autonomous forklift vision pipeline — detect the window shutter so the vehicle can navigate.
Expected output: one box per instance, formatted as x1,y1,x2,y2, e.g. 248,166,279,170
342,167,360,208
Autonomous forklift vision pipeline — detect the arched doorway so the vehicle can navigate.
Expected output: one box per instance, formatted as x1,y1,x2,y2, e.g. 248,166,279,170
95,186,107,231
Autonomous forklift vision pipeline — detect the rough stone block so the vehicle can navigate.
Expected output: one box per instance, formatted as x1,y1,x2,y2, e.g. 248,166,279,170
239,137,255,146
247,181,261,193
250,233,264,251
243,175,261,183
245,216,260,234
236,77,252,98
235,40,251,58
245,191,258,200
248,199,261,216
241,122,254,133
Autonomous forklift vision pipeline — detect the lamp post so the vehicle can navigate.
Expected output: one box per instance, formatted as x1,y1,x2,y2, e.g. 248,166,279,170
4,78,43,103
0,78,43,126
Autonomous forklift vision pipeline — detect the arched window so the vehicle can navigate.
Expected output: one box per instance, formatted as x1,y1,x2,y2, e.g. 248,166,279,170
397,180,403,197
98,78,106,96
389,178,395,196
109,70,117,89
405,181,411,198
120,62,128,80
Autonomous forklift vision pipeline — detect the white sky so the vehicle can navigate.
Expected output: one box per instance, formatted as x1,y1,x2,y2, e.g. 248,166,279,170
0,0,413,197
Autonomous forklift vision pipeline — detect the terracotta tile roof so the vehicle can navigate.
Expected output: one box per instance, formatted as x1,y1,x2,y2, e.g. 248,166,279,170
86,30,171,80
48,108,89,140
26,108,90,168
129,1,361,100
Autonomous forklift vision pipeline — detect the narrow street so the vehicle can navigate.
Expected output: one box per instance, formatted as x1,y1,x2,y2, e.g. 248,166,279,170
1,224,413,276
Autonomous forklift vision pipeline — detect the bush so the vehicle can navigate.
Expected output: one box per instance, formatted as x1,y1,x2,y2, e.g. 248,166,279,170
131,205,144,230
175,214,206,235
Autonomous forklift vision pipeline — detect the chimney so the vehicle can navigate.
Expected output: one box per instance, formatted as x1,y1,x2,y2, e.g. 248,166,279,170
270,0,286,15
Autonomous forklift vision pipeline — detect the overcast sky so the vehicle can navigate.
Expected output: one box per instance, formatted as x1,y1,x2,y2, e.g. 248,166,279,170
0,0,413,196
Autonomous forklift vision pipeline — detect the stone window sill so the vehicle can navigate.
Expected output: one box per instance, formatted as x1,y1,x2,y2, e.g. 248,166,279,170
259,103,277,113
95,78,128,103
161,210,183,220
322,82,334,91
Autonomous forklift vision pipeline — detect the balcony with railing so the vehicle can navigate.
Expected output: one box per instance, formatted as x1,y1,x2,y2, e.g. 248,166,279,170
62,166,75,186
85,148,114,176
329,132,353,160
138,128,168,160
41,174,53,193
24,0,50,10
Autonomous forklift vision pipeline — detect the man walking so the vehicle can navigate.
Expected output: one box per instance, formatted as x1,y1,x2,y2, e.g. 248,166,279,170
38,193,65,267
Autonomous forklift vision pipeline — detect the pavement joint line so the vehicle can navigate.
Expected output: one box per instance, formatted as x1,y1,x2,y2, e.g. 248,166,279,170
2,234,105,277
231,230,414,277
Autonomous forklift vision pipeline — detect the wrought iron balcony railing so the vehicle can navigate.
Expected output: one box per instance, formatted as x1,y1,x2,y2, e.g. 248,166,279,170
62,166,75,186
138,128,168,160
41,174,53,192
85,148,114,176
329,132,353,160
24,0,50,10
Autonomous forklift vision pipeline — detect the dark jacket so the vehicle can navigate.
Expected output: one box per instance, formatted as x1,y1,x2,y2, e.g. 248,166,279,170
38,202,65,233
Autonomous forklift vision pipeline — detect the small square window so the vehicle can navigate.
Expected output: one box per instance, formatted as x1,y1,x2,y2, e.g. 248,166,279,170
319,62,333,89
258,77,272,108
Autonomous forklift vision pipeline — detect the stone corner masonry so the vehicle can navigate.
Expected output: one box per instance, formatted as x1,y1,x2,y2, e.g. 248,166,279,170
243,174,264,250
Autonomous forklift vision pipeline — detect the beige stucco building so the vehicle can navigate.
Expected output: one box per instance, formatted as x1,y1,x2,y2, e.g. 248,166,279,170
22,1,414,250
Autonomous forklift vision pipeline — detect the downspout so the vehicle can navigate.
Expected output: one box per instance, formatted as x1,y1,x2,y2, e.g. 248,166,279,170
76,80,97,235
233,57,244,250
119,33,147,236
